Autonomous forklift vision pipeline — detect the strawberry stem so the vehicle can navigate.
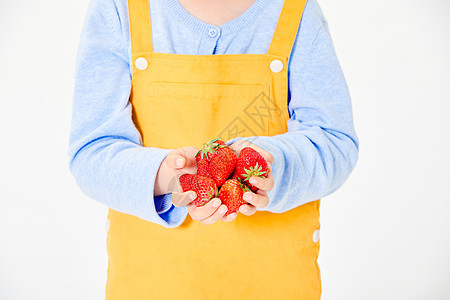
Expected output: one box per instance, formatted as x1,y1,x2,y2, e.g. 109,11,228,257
241,162,268,181
197,138,228,160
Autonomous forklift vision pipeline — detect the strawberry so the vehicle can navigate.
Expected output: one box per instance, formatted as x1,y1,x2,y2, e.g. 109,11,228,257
234,147,269,192
196,138,237,187
219,179,250,216
208,146,237,187
196,158,212,178
195,138,226,178
179,174,218,207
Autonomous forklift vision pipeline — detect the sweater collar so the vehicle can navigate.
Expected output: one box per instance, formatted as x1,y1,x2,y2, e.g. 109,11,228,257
166,0,271,37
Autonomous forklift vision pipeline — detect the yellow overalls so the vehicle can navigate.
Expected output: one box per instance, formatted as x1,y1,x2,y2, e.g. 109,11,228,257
105,0,321,298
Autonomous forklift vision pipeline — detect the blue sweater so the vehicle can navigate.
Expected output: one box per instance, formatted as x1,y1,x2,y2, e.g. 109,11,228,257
68,0,359,228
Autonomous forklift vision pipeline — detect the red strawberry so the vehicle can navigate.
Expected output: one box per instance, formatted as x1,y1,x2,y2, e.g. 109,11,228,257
195,138,226,178
215,140,226,146
234,147,269,192
196,158,212,178
219,179,250,216
208,146,237,187
195,138,237,186
179,174,218,207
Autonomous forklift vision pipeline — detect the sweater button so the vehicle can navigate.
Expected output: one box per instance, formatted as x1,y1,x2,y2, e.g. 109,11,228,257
270,59,284,73
135,57,148,70
208,28,218,38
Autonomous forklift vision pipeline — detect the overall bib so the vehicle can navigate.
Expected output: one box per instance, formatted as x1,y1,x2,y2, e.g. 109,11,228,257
106,0,321,298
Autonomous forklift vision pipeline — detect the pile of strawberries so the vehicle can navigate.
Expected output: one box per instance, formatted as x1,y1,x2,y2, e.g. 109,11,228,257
179,138,269,215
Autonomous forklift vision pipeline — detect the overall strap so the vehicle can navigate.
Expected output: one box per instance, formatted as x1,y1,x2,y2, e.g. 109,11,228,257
128,0,153,54
267,0,307,58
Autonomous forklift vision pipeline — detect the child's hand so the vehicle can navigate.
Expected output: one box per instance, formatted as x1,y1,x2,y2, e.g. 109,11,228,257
173,180,237,225
172,181,237,225
157,146,237,224
228,140,275,216
186,198,237,225
154,146,198,198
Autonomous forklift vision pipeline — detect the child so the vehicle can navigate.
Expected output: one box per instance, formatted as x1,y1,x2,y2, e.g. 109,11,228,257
69,0,359,298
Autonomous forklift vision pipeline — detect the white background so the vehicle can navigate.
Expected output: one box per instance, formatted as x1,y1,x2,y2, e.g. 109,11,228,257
0,0,449,299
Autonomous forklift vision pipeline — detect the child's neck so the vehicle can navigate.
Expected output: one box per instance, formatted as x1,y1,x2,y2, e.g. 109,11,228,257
177,0,257,26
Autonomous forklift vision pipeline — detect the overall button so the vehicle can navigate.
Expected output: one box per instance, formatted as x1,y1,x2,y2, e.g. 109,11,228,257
270,59,284,73
105,219,110,233
135,57,148,70
208,28,218,38
312,229,320,243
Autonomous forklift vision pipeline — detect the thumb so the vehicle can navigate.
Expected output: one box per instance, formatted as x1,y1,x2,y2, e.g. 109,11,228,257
165,153,186,169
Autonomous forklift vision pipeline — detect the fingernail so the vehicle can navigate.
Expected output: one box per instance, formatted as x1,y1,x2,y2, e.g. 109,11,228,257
243,193,252,201
212,199,221,208
219,206,227,214
249,178,257,185
241,206,248,213
176,157,185,168
190,192,196,200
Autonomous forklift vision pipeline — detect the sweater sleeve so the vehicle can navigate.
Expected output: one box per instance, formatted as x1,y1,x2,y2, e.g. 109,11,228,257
228,1,359,213
68,0,187,227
